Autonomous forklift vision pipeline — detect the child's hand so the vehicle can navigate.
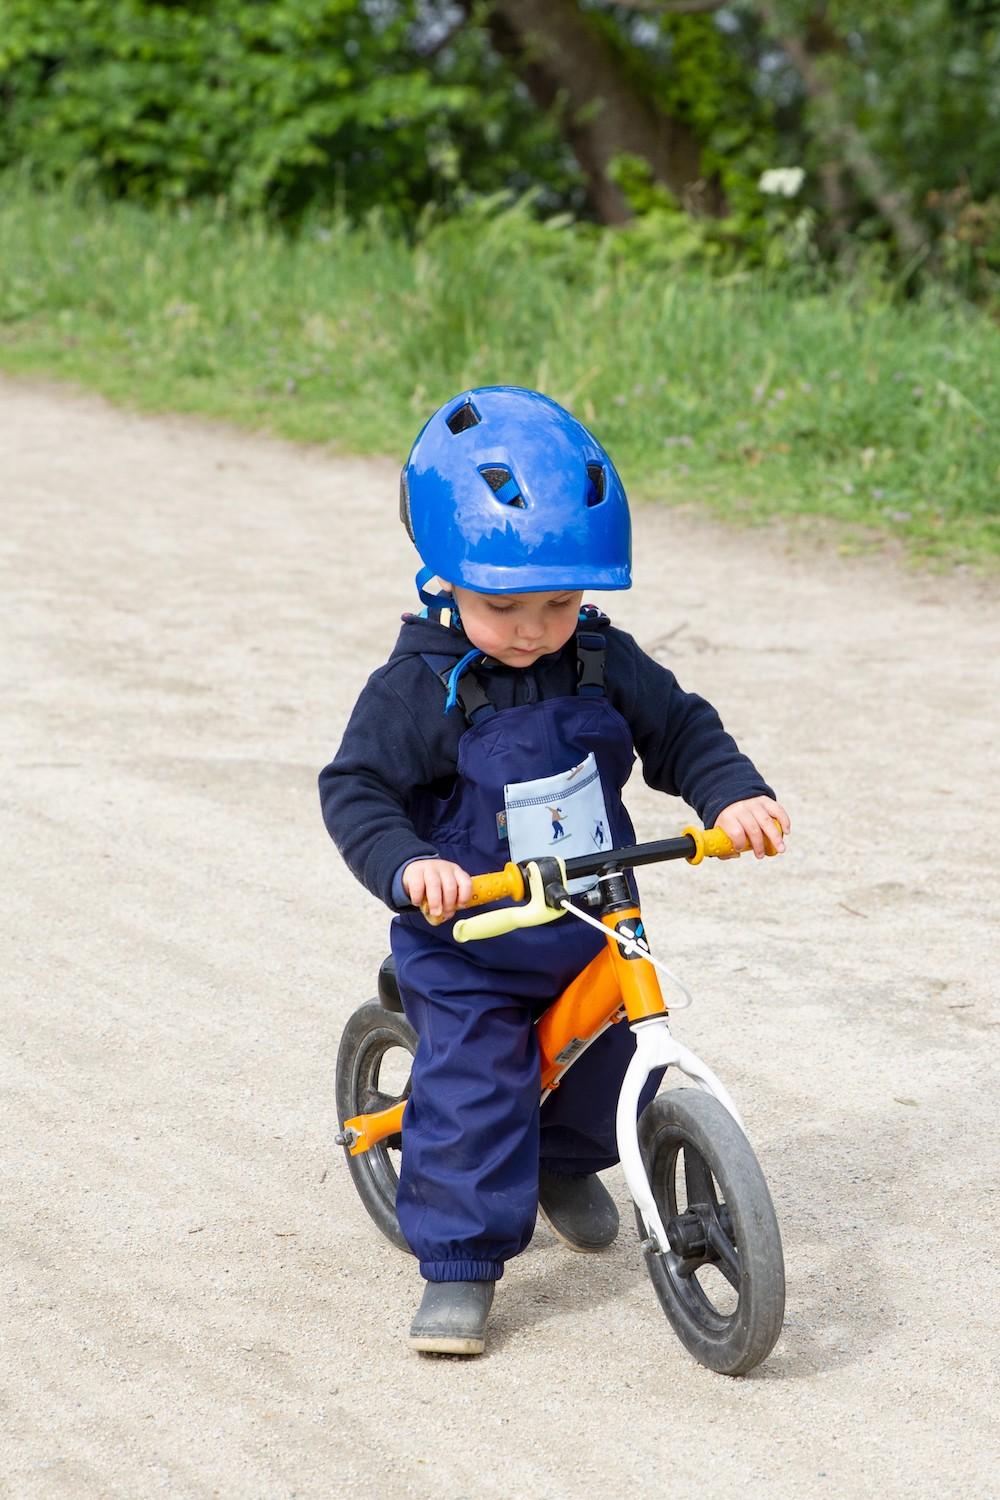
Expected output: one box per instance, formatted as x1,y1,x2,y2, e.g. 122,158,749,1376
403,858,474,923
714,797,790,859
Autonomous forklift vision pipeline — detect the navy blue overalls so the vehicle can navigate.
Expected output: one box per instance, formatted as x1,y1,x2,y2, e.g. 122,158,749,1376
391,622,661,1284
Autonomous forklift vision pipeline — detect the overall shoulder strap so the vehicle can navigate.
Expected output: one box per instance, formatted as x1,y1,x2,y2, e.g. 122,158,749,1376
420,653,497,725
576,606,609,698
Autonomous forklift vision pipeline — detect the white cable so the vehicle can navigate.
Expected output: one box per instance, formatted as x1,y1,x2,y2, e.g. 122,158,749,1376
557,900,693,1010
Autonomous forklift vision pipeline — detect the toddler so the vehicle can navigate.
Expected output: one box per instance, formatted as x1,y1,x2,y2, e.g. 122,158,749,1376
319,386,788,1354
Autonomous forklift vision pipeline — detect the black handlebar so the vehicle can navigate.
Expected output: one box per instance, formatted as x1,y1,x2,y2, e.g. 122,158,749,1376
558,833,698,881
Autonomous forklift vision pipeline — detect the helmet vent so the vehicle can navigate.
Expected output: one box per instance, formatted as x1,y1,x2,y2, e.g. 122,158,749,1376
399,471,415,541
586,463,606,507
446,400,481,435
479,465,525,508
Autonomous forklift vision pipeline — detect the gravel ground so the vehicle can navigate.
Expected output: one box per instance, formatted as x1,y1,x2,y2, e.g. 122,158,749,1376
3,377,998,1499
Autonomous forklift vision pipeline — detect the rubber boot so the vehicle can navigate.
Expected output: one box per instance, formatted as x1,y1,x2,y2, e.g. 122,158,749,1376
409,1279,496,1356
537,1167,619,1251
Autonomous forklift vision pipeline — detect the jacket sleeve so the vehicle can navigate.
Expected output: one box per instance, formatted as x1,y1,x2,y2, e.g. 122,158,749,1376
607,630,774,828
318,672,441,910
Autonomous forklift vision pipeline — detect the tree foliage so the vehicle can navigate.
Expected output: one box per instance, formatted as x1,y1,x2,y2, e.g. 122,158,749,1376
0,0,577,216
1,0,999,284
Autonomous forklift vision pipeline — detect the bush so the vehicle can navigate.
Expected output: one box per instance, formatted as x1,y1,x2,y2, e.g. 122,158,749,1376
0,0,578,218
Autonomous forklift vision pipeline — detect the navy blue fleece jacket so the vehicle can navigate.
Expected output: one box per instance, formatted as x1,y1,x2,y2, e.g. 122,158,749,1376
319,611,773,911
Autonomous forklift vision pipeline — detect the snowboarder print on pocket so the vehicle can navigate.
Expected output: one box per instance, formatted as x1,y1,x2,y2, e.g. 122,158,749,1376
504,752,612,892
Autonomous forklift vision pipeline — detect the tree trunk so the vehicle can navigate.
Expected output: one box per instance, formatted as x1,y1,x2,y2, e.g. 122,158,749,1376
753,3,929,261
485,0,725,223
615,0,928,259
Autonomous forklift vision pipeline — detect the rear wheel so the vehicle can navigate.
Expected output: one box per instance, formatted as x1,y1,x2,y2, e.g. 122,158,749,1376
636,1089,784,1375
335,1001,415,1253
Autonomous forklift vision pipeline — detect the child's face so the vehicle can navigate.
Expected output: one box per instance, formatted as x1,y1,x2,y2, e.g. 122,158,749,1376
444,584,584,668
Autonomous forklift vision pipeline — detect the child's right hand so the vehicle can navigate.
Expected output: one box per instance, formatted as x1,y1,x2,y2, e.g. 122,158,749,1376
403,859,473,924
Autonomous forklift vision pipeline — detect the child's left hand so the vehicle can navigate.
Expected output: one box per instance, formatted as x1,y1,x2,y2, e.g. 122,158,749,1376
714,796,790,859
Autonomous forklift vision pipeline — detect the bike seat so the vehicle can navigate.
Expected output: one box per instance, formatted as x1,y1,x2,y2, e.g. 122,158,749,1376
377,955,404,1013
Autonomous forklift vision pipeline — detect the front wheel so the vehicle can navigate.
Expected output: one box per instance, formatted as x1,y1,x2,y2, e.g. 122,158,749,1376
636,1089,784,1375
335,1001,416,1254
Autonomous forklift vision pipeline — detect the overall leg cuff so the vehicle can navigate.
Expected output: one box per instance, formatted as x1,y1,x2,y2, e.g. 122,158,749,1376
419,1258,504,1283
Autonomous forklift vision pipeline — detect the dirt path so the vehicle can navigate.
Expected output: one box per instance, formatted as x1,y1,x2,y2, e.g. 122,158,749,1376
3,377,998,1499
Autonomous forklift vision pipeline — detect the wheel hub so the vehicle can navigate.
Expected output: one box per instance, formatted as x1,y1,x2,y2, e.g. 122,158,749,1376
665,1202,734,1261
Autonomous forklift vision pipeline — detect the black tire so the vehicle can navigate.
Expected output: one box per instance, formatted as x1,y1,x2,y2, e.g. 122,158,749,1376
335,1000,416,1254
636,1089,784,1375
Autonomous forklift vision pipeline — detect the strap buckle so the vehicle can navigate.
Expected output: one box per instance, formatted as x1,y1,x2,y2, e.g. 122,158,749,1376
576,631,606,698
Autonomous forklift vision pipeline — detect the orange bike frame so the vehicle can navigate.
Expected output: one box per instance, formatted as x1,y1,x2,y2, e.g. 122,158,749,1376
341,901,666,1157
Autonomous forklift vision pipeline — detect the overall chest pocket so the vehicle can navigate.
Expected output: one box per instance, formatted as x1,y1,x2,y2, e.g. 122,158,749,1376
503,751,611,893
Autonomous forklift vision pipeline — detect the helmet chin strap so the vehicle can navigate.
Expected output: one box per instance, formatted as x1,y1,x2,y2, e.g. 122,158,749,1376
415,566,463,632
415,565,450,608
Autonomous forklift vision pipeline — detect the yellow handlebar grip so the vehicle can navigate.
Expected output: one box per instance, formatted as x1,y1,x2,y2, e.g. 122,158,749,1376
419,862,525,923
465,863,525,909
683,821,784,863
703,827,739,859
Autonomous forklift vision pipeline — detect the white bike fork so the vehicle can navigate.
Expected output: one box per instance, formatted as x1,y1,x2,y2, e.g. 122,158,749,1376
615,1016,745,1253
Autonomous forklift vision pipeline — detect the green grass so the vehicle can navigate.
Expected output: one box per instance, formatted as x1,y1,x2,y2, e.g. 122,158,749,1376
2,181,998,562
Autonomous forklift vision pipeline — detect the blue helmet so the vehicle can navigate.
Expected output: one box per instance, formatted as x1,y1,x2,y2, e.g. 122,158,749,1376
400,386,631,594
